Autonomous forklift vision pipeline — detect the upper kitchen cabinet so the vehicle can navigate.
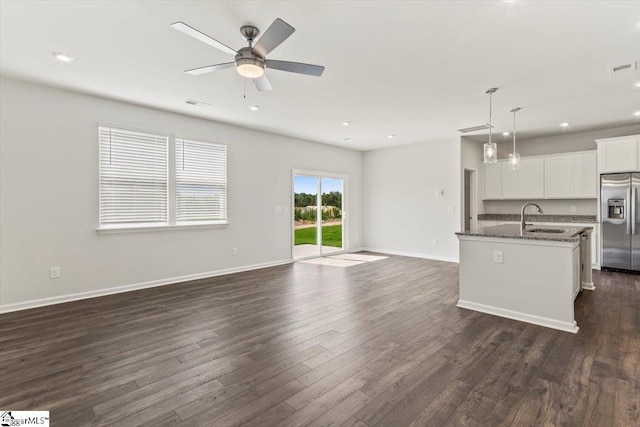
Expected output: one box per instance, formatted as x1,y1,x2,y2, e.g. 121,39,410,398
483,161,502,200
483,151,597,200
572,152,597,197
596,135,640,173
502,157,544,199
545,151,597,199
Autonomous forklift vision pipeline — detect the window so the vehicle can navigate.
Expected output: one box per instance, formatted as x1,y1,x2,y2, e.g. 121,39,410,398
99,126,168,227
98,125,227,231
175,138,227,224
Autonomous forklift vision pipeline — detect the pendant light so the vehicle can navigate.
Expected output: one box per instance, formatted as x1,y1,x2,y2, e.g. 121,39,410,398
483,88,498,164
508,107,521,170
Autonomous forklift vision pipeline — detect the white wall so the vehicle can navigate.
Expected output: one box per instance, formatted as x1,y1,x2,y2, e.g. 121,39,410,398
362,138,461,262
0,78,363,310
460,137,486,225
496,124,640,157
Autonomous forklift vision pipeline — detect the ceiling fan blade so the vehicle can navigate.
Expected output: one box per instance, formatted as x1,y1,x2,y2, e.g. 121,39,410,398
253,18,295,57
266,60,325,77
171,22,237,56
253,74,272,92
185,62,235,75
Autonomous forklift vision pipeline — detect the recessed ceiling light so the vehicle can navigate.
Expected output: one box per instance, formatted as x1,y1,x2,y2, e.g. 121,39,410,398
249,105,259,111
634,111,640,117
560,122,570,128
502,131,510,136
52,51,74,62
387,134,395,139
634,82,640,88
342,121,350,127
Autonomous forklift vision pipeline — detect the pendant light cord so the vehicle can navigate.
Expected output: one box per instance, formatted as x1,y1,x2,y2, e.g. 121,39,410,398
510,107,521,154
488,91,493,144
513,110,516,154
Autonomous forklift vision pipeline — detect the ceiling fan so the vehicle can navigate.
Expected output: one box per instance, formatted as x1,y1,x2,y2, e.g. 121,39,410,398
171,18,325,91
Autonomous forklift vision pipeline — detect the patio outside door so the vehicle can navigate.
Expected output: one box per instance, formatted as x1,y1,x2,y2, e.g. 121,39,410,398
293,172,345,259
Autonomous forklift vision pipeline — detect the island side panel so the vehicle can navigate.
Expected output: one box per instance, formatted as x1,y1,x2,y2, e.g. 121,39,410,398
457,236,579,333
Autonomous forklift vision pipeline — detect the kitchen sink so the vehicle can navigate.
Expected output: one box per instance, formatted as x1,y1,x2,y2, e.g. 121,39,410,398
526,228,566,234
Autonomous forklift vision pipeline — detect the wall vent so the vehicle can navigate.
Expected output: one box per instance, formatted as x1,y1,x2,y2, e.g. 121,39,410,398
611,61,638,74
458,124,493,133
185,99,211,107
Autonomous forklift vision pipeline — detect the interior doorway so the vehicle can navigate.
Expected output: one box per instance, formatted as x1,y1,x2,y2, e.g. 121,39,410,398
463,169,476,232
293,171,346,259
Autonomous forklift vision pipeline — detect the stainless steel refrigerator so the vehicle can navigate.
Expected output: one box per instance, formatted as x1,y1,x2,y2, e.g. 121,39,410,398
601,173,640,271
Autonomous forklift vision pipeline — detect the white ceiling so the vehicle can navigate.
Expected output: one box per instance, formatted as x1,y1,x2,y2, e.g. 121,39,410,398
1,1,639,150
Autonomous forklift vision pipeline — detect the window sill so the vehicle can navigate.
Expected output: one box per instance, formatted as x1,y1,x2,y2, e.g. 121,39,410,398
97,222,228,234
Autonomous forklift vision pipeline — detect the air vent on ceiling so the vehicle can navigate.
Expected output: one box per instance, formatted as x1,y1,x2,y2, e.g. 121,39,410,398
458,124,493,133
610,61,638,74
185,99,211,107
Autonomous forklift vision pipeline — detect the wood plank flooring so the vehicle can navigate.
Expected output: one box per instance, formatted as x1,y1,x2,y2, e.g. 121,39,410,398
1,253,638,426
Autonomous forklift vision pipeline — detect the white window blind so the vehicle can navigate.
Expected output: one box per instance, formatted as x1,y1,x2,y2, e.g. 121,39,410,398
99,126,168,227
175,137,227,223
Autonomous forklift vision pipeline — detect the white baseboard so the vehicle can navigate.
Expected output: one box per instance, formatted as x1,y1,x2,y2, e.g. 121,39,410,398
457,299,579,334
358,247,459,264
582,282,596,291
0,259,293,314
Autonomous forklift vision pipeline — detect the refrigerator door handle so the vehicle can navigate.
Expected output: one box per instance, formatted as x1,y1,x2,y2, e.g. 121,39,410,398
627,188,632,235
633,188,637,235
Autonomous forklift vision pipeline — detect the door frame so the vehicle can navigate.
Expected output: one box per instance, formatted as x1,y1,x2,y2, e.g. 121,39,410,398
462,168,477,232
292,169,349,260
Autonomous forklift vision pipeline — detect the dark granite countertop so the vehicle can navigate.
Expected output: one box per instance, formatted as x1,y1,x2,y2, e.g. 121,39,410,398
477,214,597,223
456,224,593,242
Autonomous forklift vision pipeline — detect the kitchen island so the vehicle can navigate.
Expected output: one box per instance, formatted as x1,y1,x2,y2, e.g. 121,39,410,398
455,224,593,333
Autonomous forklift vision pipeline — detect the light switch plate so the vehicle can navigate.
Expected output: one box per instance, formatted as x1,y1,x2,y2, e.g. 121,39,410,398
570,205,577,212
50,267,61,279
274,206,282,214
493,251,504,264
448,205,456,213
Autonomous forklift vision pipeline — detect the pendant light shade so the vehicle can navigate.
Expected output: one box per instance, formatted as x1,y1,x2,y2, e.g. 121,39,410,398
508,107,522,170
483,88,498,164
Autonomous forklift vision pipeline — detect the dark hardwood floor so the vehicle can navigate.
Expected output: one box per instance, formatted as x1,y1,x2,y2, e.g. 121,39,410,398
1,253,638,426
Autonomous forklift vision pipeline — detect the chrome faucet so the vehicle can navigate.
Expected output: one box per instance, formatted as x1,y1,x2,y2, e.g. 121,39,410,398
521,202,544,233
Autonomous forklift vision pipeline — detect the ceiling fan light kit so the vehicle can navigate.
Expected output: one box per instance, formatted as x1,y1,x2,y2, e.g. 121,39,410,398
172,18,325,92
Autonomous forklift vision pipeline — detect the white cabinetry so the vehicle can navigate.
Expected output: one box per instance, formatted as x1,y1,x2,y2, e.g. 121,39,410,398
572,152,597,197
502,158,545,199
484,151,596,200
596,135,640,173
544,152,596,199
484,162,502,200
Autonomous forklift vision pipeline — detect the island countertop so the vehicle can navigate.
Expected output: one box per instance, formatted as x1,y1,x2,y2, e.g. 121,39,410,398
455,224,592,242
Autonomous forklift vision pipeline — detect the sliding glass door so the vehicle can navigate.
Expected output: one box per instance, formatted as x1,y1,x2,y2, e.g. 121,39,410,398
293,172,345,259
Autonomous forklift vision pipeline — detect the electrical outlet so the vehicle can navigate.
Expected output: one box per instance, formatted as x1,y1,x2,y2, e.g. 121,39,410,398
50,267,61,279
570,205,577,212
493,251,504,264
283,206,289,214
232,247,238,256
433,239,438,246
448,205,456,213
274,206,282,214
436,190,444,197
